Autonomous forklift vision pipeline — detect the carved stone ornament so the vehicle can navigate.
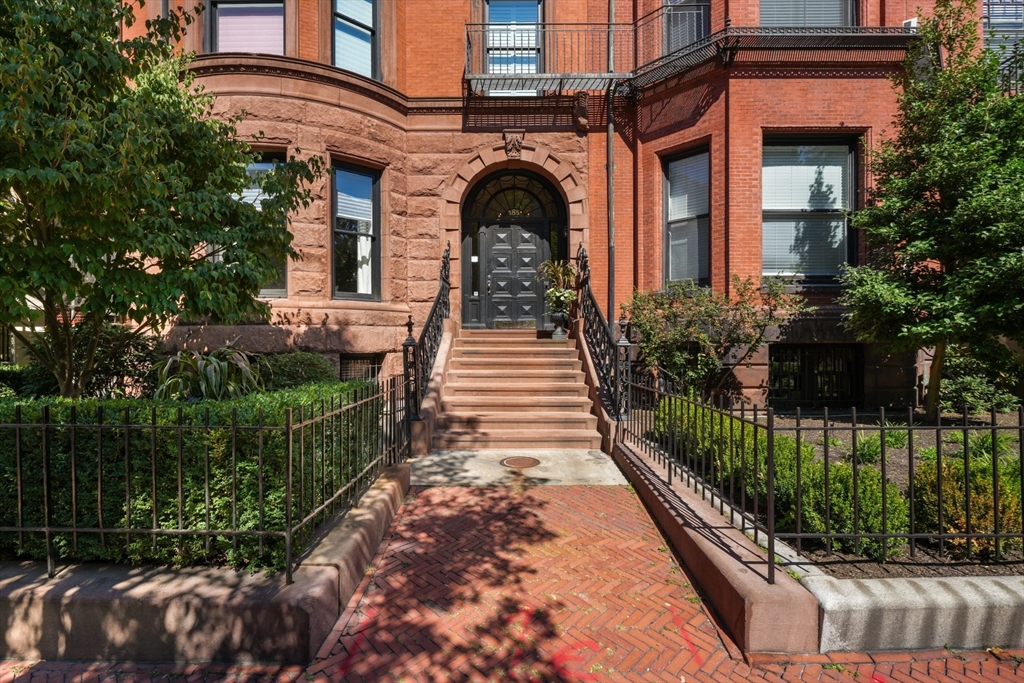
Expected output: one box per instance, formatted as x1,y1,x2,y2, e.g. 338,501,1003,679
573,91,590,132
503,129,525,160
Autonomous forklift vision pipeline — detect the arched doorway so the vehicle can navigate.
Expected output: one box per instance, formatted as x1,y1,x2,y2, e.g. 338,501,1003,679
461,171,568,329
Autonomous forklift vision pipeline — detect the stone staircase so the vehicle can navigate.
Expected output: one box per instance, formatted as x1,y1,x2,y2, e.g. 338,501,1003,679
432,330,602,450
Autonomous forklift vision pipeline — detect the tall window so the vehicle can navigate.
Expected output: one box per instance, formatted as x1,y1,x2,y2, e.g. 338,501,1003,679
762,144,852,279
486,0,541,96
334,165,379,299
664,0,710,54
210,1,285,55
760,0,853,26
335,0,376,78
665,151,710,284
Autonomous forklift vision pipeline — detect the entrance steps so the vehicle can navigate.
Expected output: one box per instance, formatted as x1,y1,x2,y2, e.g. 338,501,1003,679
431,330,602,451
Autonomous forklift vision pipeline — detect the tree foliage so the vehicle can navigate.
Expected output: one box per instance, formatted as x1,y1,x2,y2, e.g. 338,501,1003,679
0,0,324,397
838,0,1024,419
623,277,809,400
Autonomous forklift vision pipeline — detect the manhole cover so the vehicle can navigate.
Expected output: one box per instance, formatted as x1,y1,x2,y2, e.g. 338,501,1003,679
500,456,541,469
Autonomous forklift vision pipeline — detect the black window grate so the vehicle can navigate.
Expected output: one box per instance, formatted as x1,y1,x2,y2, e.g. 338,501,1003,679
768,344,861,408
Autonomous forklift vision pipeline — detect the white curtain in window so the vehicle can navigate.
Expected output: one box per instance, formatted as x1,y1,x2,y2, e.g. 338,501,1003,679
762,215,847,276
216,3,285,55
762,146,849,210
760,0,848,26
669,217,709,282
336,173,374,295
668,152,709,221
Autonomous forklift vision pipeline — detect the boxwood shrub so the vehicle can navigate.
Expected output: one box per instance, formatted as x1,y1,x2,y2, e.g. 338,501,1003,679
0,380,374,571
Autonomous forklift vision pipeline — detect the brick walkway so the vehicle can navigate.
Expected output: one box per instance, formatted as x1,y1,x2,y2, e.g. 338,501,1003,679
3,485,1024,683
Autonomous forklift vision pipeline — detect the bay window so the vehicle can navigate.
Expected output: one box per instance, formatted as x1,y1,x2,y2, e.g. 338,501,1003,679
762,144,853,279
665,150,710,284
210,1,285,55
333,165,380,299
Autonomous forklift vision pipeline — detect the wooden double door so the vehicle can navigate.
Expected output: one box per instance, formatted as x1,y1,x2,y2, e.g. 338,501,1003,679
461,220,563,329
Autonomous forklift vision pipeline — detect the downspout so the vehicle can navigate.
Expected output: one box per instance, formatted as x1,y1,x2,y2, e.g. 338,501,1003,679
606,0,616,331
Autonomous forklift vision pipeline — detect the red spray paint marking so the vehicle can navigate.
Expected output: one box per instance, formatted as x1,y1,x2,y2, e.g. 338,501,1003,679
668,606,704,667
552,640,601,681
871,674,888,683
506,606,537,676
336,606,377,677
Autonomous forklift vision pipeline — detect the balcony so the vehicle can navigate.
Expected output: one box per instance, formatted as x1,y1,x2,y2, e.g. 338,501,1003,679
465,4,917,95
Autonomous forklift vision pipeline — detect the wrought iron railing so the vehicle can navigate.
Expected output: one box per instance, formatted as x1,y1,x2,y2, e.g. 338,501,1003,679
402,242,451,419
574,244,630,418
0,377,410,583
618,370,1024,584
985,1,1024,91
465,22,634,92
466,11,917,93
0,324,12,363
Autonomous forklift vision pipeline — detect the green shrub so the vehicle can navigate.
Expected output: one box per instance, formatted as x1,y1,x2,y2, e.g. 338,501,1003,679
852,434,884,465
883,422,909,449
940,343,1021,414
263,352,338,391
801,461,909,560
913,454,1022,558
0,383,14,400
0,380,374,570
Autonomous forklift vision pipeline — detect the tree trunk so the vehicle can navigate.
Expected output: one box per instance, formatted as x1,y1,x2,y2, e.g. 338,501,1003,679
924,341,946,424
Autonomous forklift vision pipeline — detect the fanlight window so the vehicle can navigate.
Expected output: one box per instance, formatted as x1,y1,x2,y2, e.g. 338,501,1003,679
468,173,562,219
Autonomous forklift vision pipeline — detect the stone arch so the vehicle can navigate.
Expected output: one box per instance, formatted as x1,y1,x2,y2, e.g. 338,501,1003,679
439,142,589,326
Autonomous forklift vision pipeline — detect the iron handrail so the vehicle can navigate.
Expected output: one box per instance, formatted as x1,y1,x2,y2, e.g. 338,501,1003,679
402,242,451,419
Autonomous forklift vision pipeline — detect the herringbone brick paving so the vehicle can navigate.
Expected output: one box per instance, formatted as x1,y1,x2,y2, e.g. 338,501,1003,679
3,485,1023,683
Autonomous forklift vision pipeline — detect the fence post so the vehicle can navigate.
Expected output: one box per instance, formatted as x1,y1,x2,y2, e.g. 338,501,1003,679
616,312,631,420
285,408,294,585
766,407,776,585
402,315,420,421
41,405,54,579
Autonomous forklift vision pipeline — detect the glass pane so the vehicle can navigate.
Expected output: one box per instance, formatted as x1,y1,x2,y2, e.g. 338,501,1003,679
334,168,375,296
216,3,285,54
760,0,848,26
667,152,709,221
488,0,539,23
336,0,373,26
762,214,847,276
665,1,709,53
763,145,850,210
335,18,373,77
668,217,709,282
261,251,287,296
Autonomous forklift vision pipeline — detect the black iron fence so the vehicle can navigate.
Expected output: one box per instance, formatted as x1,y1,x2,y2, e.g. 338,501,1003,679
0,376,410,583
574,244,631,418
618,370,1024,584
0,324,11,363
403,242,451,419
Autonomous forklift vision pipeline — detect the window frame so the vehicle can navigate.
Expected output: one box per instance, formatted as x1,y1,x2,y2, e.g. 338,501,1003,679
332,162,382,302
252,152,289,299
206,0,287,55
758,0,857,28
662,148,711,287
663,0,711,56
761,136,858,284
484,0,544,96
333,0,379,80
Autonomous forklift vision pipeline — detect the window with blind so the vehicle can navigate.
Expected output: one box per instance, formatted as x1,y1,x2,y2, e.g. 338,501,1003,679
665,151,710,284
985,1,1024,62
486,0,542,96
334,165,380,299
762,144,852,278
664,0,710,54
759,0,853,26
211,2,285,54
335,0,376,79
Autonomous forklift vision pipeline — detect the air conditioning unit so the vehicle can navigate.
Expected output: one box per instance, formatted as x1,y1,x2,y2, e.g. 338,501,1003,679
903,18,919,28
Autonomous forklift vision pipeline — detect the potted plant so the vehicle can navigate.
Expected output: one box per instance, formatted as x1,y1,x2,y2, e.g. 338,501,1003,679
537,259,578,340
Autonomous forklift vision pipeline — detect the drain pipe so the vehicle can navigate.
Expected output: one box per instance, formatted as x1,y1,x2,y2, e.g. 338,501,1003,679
606,0,616,332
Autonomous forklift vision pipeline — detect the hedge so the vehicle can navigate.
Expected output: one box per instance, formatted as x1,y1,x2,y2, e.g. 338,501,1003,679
0,380,376,571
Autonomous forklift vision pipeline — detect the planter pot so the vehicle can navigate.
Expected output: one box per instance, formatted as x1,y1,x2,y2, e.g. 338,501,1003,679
550,311,570,340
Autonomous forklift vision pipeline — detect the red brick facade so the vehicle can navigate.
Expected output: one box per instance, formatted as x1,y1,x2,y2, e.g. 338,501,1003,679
137,0,956,405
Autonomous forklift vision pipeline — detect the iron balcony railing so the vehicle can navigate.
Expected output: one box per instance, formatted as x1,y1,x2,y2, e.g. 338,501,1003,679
466,7,917,94
985,0,1024,90
466,22,634,92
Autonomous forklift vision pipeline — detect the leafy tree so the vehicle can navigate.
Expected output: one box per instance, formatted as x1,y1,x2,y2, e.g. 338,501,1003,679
0,0,324,397
623,277,808,401
838,0,1024,420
